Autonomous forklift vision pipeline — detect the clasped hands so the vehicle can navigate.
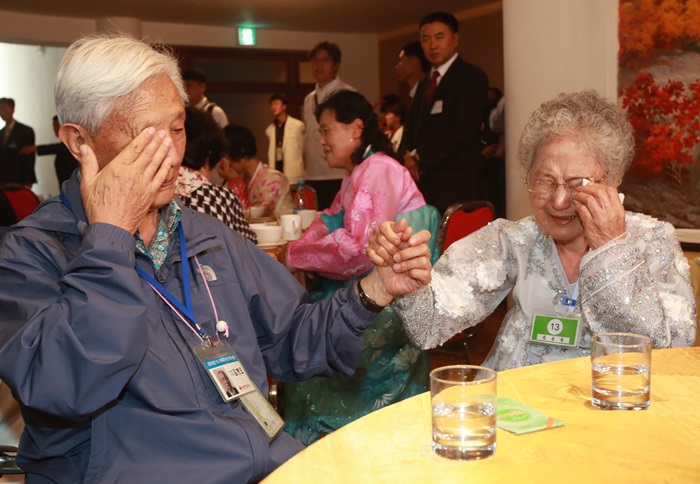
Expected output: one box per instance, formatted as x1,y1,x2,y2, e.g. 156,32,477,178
361,219,432,307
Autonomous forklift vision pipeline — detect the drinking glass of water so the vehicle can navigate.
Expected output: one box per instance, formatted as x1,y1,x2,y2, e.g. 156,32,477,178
591,333,652,410
429,365,497,461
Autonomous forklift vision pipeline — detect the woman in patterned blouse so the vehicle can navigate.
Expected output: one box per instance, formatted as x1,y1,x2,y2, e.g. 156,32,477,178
219,124,294,218
370,90,696,371
175,107,257,243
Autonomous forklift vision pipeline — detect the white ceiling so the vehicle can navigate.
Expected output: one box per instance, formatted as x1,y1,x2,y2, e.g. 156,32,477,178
0,0,495,35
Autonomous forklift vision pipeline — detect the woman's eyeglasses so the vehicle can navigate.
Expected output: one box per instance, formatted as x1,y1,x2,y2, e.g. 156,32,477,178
524,175,606,195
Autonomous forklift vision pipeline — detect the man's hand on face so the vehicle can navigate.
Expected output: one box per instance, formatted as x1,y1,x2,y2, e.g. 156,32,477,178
79,127,175,234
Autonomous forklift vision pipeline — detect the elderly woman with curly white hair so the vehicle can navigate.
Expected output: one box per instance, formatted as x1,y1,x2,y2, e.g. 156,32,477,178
369,90,696,370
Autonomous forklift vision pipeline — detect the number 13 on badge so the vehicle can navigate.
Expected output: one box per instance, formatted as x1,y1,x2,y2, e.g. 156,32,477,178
530,314,581,347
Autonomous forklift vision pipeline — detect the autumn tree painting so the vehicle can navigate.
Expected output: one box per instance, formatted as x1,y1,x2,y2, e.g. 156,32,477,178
618,0,700,228
619,0,700,68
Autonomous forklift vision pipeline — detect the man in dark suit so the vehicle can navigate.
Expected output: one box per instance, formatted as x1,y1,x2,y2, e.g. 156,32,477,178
20,116,79,187
402,12,489,214
0,98,36,187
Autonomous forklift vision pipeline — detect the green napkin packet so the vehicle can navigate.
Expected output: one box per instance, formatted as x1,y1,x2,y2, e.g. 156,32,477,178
496,397,566,435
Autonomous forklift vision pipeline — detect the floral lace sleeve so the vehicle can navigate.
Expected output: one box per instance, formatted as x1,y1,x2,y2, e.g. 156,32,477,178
392,219,518,349
580,213,696,348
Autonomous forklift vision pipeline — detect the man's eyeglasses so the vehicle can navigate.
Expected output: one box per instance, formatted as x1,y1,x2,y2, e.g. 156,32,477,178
524,174,606,195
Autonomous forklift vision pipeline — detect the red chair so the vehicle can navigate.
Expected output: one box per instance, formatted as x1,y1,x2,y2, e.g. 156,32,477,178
436,200,496,255
2,184,40,221
434,200,496,364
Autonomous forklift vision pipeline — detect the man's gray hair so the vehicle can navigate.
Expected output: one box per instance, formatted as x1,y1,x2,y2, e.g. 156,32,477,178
517,90,634,186
55,34,187,136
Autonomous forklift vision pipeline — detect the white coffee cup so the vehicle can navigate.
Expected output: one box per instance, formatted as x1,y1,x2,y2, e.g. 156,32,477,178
249,206,267,218
249,223,284,245
280,214,302,241
297,209,317,230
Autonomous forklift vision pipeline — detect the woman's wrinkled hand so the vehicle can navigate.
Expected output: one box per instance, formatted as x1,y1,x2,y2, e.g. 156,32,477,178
573,180,626,249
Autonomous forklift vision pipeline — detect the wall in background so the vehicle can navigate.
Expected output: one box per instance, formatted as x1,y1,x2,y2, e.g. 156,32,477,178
0,44,68,196
503,0,617,220
0,11,380,197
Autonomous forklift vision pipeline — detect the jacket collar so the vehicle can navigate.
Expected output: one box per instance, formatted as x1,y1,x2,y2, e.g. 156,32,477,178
9,171,220,256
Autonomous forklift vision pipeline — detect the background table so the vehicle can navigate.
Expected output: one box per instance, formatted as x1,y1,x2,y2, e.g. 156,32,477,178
264,347,700,483
259,242,287,261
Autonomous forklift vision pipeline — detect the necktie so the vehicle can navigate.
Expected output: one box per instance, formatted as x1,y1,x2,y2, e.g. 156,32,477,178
2,128,10,149
425,70,440,105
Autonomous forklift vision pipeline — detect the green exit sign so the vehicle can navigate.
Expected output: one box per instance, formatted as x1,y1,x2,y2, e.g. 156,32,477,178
238,27,256,46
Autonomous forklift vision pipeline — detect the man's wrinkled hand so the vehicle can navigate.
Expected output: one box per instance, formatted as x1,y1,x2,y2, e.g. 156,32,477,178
80,127,175,233
364,219,432,305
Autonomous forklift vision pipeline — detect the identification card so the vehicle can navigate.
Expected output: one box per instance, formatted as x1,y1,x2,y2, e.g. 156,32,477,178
239,390,285,440
530,313,581,347
275,146,284,162
194,340,255,402
193,340,284,439
430,100,443,115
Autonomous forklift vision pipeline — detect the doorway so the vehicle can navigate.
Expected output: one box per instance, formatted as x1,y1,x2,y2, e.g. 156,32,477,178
175,45,314,164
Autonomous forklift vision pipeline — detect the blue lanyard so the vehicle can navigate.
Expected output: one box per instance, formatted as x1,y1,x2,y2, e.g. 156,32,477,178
134,224,207,340
59,191,207,340
60,192,72,210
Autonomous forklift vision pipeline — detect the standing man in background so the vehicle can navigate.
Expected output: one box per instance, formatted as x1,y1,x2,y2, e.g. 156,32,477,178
402,12,489,214
396,41,430,107
302,41,355,210
265,93,305,184
182,68,229,129
20,115,80,187
0,98,36,187
182,68,229,185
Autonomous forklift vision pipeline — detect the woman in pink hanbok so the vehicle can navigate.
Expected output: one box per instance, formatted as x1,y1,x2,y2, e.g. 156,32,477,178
283,90,441,445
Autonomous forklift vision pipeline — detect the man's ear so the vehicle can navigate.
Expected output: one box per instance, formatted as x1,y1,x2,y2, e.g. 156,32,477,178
58,123,91,161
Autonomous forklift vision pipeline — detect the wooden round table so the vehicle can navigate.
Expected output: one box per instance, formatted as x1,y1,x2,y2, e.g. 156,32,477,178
263,347,700,483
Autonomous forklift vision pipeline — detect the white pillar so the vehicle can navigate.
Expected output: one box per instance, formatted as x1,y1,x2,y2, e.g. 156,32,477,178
503,0,618,220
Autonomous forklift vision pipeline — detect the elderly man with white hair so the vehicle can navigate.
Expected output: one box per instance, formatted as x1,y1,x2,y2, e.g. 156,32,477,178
0,34,432,483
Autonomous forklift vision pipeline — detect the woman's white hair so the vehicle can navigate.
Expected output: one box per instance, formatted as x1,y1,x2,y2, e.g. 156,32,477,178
517,90,635,186
55,34,187,136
